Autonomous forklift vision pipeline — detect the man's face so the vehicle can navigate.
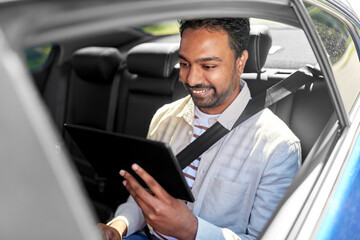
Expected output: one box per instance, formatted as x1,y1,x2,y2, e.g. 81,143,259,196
179,28,248,115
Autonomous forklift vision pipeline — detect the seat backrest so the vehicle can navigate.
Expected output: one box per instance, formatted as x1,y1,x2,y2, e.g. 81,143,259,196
64,46,126,222
114,42,185,138
66,46,125,129
270,79,333,159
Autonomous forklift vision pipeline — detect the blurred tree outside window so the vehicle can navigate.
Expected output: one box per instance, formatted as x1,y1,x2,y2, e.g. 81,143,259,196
25,44,53,71
306,5,350,64
141,21,179,35
305,2,360,119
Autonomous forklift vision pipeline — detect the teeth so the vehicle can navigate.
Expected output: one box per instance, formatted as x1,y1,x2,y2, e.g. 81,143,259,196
192,89,209,94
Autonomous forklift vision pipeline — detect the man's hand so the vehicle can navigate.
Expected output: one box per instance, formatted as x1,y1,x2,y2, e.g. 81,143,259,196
98,223,122,240
120,164,198,240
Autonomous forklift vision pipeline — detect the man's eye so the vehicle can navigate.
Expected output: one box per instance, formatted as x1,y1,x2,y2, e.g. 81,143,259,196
203,65,217,69
179,62,189,67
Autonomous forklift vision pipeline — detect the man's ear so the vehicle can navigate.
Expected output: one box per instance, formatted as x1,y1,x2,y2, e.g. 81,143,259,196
236,50,248,75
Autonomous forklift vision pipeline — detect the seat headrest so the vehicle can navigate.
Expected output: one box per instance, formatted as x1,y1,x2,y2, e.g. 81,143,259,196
244,25,272,73
127,43,179,78
72,47,125,84
126,26,271,78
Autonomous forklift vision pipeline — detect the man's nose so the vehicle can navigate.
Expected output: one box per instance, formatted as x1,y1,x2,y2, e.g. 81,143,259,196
186,66,202,86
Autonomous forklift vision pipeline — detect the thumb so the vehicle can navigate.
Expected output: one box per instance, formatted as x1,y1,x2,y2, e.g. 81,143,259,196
104,228,114,240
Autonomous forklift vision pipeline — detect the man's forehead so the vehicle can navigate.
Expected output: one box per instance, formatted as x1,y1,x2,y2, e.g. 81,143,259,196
181,28,228,43
180,28,230,46
179,28,233,61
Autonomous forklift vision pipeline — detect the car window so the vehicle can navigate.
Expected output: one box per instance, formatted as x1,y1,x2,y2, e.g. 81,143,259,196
250,18,317,69
25,44,53,71
306,3,360,114
140,21,179,35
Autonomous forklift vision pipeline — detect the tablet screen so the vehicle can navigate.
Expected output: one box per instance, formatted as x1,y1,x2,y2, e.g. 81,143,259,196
64,124,194,202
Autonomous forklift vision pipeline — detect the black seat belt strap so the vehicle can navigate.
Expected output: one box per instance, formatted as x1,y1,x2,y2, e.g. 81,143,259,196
176,67,317,169
106,62,127,132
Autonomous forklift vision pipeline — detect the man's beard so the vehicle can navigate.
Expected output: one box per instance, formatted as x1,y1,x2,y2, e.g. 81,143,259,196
184,81,237,109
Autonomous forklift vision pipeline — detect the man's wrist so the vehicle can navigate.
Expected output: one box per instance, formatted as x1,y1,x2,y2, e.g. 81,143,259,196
179,214,198,240
106,216,128,237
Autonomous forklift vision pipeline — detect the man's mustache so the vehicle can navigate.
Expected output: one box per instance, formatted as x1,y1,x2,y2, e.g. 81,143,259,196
184,83,215,90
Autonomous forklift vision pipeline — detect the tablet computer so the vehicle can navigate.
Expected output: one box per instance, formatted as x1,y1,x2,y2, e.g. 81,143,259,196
64,124,194,202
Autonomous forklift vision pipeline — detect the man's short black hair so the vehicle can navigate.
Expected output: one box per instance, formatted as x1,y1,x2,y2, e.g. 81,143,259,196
179,18,250,59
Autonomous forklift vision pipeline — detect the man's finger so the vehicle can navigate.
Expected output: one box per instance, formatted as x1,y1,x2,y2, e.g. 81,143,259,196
120,169,154,213
131,164,171,200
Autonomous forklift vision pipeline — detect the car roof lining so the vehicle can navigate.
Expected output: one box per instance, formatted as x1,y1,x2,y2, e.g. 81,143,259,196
0,0,302,50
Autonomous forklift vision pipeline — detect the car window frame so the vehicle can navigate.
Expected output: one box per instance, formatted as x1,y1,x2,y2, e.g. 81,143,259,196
305,0,360,114
292,0,352,130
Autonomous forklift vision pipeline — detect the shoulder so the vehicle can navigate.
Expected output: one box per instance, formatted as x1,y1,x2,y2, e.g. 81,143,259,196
155,95,191,116
230,108,301,170
151,95,192,122
257,109,301,165
147,95,192,138
242,108,301,161
254,108,299,145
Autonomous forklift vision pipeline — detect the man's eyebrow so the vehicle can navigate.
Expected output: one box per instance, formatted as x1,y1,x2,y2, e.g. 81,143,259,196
179,54,188,61
178,54,222,63
196,57,222,63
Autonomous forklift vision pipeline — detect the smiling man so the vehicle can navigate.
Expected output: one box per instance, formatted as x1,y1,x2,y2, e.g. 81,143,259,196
99,18,301,240
179,25,246,115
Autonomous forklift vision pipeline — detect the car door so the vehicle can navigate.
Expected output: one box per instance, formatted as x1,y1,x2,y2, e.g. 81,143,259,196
261,0,360,239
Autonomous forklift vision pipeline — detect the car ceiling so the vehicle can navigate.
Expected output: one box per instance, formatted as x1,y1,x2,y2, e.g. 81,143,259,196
0,0,302,51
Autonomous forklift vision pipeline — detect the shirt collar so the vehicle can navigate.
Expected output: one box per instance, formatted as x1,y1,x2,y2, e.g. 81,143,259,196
218,79,251,130
176,95,195,126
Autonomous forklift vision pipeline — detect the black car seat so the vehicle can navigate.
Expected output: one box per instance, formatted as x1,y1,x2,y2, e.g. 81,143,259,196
65,46,126,222
271,76,333,160
114,42,185,138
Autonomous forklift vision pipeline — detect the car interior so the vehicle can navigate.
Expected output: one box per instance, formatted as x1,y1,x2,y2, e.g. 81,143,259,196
26,18,335,223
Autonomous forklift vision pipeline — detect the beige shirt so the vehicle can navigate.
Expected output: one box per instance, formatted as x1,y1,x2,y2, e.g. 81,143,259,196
114,80,301,240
